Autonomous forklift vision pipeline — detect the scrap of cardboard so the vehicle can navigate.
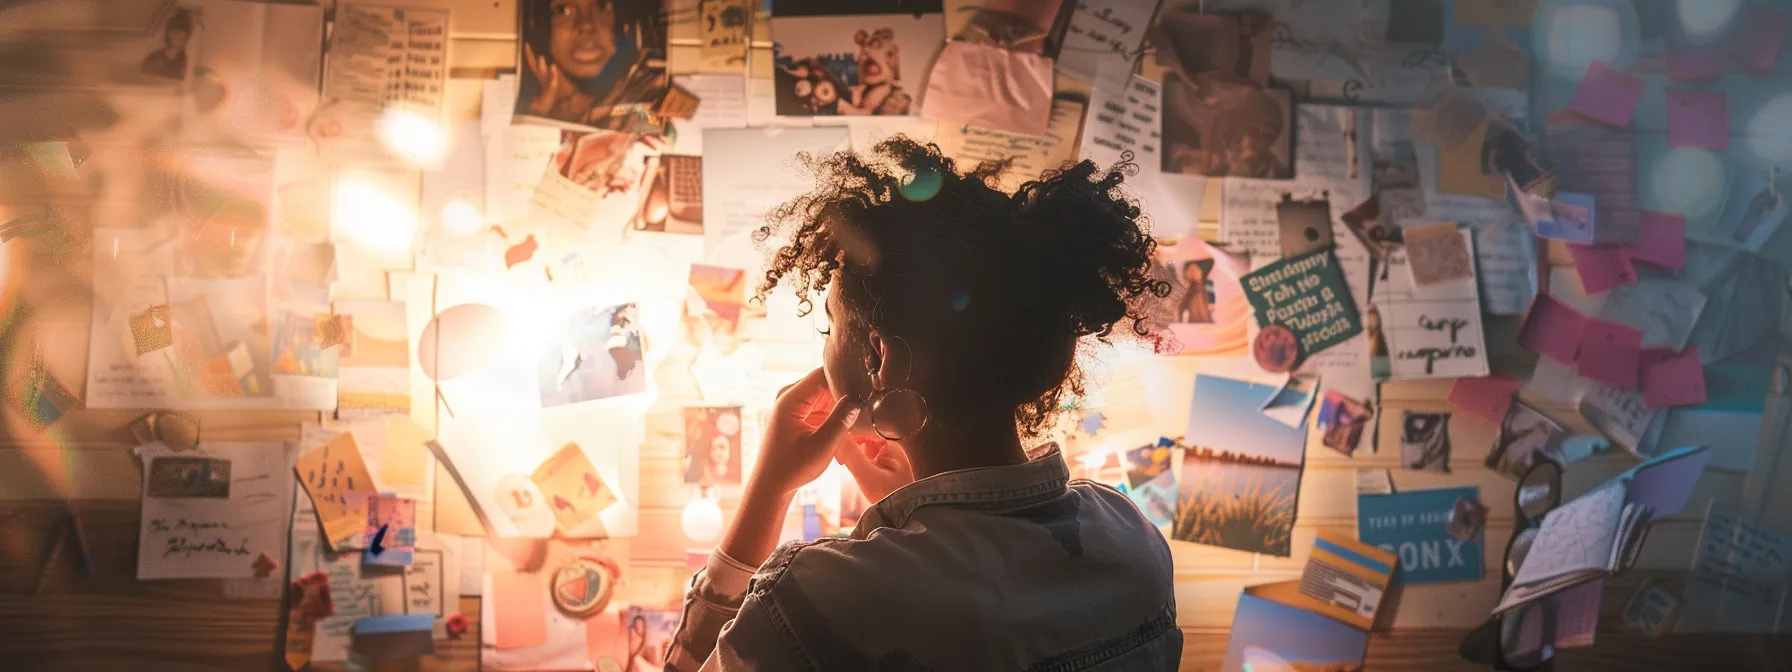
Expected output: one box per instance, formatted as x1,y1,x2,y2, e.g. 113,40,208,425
1666,48,1729,81
1737,6,1790,72
1457,28,1533,89
490,571,549,649
129,305,174,355
1666,89,1730,150
1629,211,1687,271
296,432,379,550
531,443,618,536
1642,346,1707,409
1519,295,1588,365
1404,222,1474,286
1448,373,1523,425
1436,119,1507,198
1565,61,1643,128
1567,243,1637,294
1292,528,1398,630
1577,318,1644,389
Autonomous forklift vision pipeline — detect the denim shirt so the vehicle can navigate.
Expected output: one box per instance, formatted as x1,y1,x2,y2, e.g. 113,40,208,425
666,447,1181,671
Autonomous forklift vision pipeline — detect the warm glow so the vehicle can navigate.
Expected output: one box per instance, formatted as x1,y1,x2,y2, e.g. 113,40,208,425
681,493,724,545
332,178,420,255
377,108,447,168
440,196,484,235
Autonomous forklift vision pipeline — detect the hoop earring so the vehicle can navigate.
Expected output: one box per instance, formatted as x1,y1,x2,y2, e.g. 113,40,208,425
865,335,930,441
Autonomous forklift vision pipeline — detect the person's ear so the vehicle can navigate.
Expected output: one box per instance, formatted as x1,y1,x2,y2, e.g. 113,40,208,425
865,329,910,392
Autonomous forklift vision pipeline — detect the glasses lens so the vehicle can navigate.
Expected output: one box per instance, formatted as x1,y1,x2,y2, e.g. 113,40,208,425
1499,604,1554,668
158,413,201,451
1507,527,1539,577
1517,462,1561,520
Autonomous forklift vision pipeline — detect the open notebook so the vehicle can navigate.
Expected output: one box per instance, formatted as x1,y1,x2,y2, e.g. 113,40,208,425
1494,446,1712,615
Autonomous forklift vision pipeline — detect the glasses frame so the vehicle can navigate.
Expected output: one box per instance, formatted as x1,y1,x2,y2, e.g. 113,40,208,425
1460,460,1565,671
128,411,202,451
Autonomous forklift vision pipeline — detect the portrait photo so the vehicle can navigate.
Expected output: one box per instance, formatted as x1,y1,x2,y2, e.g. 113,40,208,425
514,0,671,132
682,406,743,485
769,0,945,117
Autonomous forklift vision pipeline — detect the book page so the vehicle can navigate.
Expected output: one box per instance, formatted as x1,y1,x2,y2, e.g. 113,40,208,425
1510,481,1625,590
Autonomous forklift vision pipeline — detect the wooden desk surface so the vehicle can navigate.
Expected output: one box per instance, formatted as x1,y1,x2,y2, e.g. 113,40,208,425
3,500,1788,671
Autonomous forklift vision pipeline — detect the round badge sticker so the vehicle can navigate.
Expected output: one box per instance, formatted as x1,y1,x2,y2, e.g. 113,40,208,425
1252,324,1302,373
551,557,615,618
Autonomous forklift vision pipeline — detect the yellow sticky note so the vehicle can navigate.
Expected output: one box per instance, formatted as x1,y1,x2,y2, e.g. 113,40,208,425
380,417,434,493
295,433,378,549
531,443,618,536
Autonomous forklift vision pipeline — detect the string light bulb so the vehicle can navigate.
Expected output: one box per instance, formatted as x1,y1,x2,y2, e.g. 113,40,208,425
680,487,724,545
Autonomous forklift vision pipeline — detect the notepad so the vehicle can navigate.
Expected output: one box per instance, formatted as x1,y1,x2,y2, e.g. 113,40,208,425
1565,61,1644,128
1666,89,1729,150
1519,295,1588,365
1567,243,1637,295
1578,319,1644,389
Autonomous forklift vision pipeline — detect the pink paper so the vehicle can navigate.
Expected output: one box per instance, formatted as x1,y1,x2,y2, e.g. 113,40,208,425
1643,346,1707,409
1566,61,1644,128
1666,48,1730,81
1667,89,1730,150
1629,210,1687,270
1448,374,1523,425
1567,243,1637,294
1519,295,1589,365
920,41,1055,136
491,572,548,649
1737,7,1790,72
1577,318,1644,389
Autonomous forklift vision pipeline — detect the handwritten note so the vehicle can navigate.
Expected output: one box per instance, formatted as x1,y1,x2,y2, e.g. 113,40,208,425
296,431,379,550
404,549,447,619
485,125,561,226
1598,278,1707,350
1579,382,1656,451
669,74,749,154
935,97,1085,193
1371,231,1489,379
701,127,849,255
1080,69,1206,238
137,442,298,580
1679,506,1790,633
317,3,448,162
697,0,753,73
289,489,404,663
1220,105,1370,259
1056,0,1160,83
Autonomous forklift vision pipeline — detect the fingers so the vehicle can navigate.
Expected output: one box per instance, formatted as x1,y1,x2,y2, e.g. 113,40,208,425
803,396,862,454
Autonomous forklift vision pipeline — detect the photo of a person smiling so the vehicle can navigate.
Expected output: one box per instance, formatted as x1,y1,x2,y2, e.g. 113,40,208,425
516,0,670,132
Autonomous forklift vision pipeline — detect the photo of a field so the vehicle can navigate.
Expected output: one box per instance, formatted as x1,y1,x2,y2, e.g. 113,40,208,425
1178,373,1307,557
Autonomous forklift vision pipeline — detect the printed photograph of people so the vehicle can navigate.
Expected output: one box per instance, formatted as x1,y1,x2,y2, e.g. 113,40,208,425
515,0,671,132
1149,239,1249,356
682,406,743,485
550,129,667,196
769,0,945,116
142,8,196,80
1151,9,1293,179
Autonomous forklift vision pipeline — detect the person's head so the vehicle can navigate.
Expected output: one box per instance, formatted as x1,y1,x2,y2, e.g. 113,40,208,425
755,137,1168,441
1182,260,1209,284
545,0,618,80
709,436,732,475
164,10,192,52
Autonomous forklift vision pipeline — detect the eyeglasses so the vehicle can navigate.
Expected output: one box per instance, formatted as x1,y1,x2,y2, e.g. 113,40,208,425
129,411,201,452
1460,460,1563,671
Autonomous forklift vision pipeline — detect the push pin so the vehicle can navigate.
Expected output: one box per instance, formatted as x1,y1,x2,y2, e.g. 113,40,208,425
445,613,469,638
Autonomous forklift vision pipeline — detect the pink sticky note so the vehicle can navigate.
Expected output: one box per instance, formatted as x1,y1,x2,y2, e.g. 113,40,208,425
1566,61,1645,128
1666,48,1731,81
491,572,548,649
1567,243,1637,294
1667,89,1730,150
1643,346,1707,409
1629,210,1687,270
1577,319,1645,388
1448,373,1524,425
1737,7,1790,72
1519,295,1589,365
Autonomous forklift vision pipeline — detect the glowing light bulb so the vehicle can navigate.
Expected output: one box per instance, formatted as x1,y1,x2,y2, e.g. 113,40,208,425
440,197,484,235
377,108,447,167
1747,95,1792,164
681,493,724,545
1675,0,1743,40
332,178,419,255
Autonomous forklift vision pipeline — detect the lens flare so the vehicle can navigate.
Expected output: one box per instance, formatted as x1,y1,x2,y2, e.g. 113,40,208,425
1746,95,1792,164
440,196,484,235
899,170,943,201
377,108,447,168
332,177,419,255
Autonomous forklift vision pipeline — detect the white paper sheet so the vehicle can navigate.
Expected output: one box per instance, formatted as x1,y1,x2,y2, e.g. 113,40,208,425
317,3,449,163
1598,278,1708,350
1370,230,1491,380
1679,506,1791,633
1080,68,1207,239
485,124,563,227
1056,0,1161,84
935,97,1085,193
670,74,750,155
136,442,298,580
1220,105,1371,259
700,126,850,255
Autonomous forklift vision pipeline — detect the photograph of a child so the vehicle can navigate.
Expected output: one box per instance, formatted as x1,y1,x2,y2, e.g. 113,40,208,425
538,302,649,407
515,0,671,132
682,406,744,485
1151,10,1292,179
769,0,945,117
1149,239,1249,356
141,8,196,80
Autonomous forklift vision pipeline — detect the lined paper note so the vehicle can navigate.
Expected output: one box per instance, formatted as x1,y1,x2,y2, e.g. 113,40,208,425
137,442,298,580
1679,506,1790,633
1371,230,1491,380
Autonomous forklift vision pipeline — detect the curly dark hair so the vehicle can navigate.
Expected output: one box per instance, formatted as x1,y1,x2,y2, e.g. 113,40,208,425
753,136,1170,436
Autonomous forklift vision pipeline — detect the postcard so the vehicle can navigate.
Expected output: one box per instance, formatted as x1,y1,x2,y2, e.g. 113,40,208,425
1400,410,1452,473
1123,439,1175,487
1317,391,1373,457
1241,247,1364,368
296,432,380,550
512,0,671,133
1358,486,1484,585
1368,230,1490,380
1296,529,1398,630
1179,372,1305,556
333,299,411,418
1149,239,1250,356
353,493,417,566
137,441,298,580
528,442,619,537
1222,592,1369,672
683,406,745,485
1485,402,1566,479
769,0,946,117
537,302,649,407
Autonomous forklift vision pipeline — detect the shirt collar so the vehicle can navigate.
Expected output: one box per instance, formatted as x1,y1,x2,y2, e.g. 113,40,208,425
854,444,1071,535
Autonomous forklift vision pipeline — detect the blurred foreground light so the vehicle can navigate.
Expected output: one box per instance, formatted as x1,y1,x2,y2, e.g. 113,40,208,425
333,178,419,255
440,197,484,235
378,108,447,168
1675,0,1743,41
1747,95,1792,164
681,491,724,545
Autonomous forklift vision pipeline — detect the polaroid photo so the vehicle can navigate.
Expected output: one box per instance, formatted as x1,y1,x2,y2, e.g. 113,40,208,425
769,0,947,117
1400,410,1452,473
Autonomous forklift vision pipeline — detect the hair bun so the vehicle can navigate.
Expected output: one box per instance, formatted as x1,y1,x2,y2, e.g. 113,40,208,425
1012,158,1169,340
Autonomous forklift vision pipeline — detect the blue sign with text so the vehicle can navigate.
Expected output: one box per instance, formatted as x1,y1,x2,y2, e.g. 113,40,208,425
1357,487,1483,585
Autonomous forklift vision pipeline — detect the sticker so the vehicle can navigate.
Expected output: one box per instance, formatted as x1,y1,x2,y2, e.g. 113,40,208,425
552,557,615,618
1253,324,1302,372
129,305,174,355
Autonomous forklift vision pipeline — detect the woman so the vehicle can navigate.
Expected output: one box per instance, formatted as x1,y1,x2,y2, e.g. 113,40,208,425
1178,260,1214,323
141,10,193,80
667,138,1181,670
519,0,668,130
